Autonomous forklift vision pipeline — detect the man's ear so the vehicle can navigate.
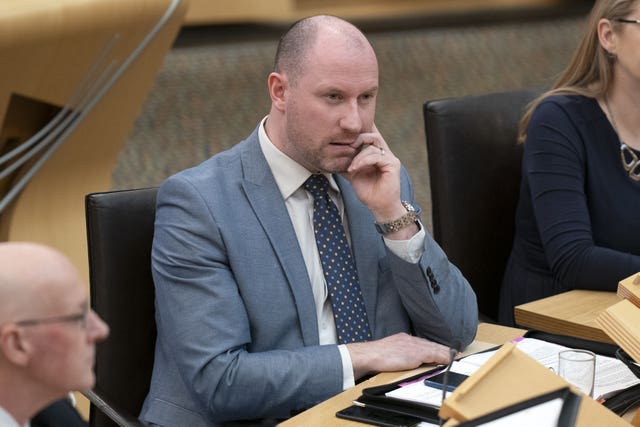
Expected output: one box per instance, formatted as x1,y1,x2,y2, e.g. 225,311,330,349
268,72,287,112
0,325,32,366
597,18,617,56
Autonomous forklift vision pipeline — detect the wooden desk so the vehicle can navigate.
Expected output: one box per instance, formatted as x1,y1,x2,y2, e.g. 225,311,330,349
514,290,621,344
278,323,525,427
279,323,636,426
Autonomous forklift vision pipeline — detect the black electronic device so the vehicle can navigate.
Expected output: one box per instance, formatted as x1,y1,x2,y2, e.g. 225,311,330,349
336,404,422,427
423,371,469,392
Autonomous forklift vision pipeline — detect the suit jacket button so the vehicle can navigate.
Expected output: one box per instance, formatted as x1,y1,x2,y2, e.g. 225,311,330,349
426,267,434,278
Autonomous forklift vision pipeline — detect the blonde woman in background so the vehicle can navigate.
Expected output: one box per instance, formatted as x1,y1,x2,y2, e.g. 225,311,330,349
499,0,640,326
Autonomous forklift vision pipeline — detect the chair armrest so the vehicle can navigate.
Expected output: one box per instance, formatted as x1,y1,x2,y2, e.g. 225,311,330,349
82,389,145,427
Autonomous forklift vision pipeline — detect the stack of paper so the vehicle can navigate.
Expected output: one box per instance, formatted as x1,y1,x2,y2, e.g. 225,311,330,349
387,338,640,404
437,343,629,426
597,274,640,364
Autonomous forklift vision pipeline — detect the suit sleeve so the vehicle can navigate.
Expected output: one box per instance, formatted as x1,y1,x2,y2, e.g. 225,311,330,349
388,169,478,349
152,175,343,422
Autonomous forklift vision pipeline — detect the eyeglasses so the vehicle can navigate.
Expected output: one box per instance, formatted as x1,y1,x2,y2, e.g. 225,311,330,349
613,18,640,25
14,308,89,328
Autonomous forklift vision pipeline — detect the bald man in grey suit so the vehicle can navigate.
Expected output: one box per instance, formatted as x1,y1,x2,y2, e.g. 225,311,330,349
141,15,477,427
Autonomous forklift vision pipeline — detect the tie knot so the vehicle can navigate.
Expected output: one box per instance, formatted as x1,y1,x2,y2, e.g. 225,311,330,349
303,174,330,199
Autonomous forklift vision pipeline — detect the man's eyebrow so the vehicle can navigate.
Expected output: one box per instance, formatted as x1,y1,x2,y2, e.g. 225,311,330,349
318,86,378,95
318,85,344,93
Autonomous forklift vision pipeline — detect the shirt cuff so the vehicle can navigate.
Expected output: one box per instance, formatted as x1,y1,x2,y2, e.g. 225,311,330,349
383,221,426,264
338,344,355,390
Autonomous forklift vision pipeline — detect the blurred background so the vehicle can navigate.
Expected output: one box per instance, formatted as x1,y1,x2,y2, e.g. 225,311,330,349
114,0,592,231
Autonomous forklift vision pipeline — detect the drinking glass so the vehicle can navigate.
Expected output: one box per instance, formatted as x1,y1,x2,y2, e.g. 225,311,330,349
558,349,596,397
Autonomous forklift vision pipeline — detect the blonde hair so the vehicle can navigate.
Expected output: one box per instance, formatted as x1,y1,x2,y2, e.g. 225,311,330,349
518,0,639,143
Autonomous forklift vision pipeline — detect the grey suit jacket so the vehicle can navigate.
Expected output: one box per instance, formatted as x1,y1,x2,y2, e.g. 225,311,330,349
140,125,478,426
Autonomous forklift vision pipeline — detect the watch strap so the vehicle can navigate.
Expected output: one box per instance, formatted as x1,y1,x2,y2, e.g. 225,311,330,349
375,201,419,235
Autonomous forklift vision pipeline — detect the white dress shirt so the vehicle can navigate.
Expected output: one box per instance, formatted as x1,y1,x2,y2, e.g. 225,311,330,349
0,406,28,427
258,117,425,388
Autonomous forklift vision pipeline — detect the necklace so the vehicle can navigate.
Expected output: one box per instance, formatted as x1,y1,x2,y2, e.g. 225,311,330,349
604,96,640,182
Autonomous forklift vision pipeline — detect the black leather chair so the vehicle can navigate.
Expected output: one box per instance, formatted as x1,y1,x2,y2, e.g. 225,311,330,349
423,89,540,322
84,187,158,427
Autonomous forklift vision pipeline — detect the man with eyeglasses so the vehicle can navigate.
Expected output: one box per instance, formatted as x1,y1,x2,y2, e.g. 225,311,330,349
0,242,109,427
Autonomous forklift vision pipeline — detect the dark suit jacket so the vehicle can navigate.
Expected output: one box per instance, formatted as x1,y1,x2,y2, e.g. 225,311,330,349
31,399,87,427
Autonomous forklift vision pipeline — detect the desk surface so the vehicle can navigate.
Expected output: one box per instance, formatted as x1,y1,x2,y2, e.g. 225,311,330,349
278,323,525,427
514,290,620,344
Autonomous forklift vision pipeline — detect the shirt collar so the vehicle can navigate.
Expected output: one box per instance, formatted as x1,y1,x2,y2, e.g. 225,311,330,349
0,405,28,427
258,116,340,199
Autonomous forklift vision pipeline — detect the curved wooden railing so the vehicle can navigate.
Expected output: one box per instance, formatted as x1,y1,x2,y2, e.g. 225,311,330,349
0,2,186,417
0,0,187,283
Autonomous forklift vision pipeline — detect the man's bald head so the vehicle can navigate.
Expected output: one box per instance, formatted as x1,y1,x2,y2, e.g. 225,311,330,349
0,242,79,324
0,242,109,425
274,15,374,85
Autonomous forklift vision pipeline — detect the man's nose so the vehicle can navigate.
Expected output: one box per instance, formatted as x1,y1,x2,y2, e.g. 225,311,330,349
87,309,110,342
339,100,363,133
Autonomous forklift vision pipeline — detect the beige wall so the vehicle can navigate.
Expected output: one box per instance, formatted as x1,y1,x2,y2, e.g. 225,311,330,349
0,0,187,419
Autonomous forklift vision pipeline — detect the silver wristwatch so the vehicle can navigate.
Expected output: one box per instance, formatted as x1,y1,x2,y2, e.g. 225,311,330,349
374,201,419,235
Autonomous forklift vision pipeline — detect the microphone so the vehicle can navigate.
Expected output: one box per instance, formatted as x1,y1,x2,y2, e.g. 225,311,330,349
439,340,462,426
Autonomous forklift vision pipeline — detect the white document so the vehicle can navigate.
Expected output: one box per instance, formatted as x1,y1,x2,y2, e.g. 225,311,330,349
511,338,640,400
463,398,564,427
386,379,451,406
386,338,640,404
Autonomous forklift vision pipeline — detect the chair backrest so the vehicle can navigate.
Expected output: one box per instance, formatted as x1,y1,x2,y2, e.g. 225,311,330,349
424,89,539,321
85,187,158,427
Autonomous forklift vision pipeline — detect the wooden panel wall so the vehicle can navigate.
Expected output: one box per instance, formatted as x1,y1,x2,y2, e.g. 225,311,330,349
184,0,565,25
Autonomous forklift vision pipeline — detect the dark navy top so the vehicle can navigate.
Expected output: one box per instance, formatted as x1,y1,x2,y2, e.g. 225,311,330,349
499,95,640,325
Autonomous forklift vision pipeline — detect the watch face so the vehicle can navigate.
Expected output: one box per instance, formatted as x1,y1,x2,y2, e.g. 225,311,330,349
401,200,416,212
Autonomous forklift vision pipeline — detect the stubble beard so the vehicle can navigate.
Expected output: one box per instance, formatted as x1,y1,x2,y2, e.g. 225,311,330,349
285,126,353,174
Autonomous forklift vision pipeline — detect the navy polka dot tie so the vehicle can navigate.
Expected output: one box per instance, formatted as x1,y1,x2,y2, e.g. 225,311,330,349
304,174,372,344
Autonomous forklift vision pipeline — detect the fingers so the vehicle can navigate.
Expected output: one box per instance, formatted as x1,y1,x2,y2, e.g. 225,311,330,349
342,125,402,216
350,126,389,154
427,341,455,365
347,333,454,379
348,134,395,174
403,335,452,365
352,124,389,155
356,142,385,156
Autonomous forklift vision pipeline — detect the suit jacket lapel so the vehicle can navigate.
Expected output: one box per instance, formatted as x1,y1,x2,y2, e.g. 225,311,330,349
239,135,319,346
